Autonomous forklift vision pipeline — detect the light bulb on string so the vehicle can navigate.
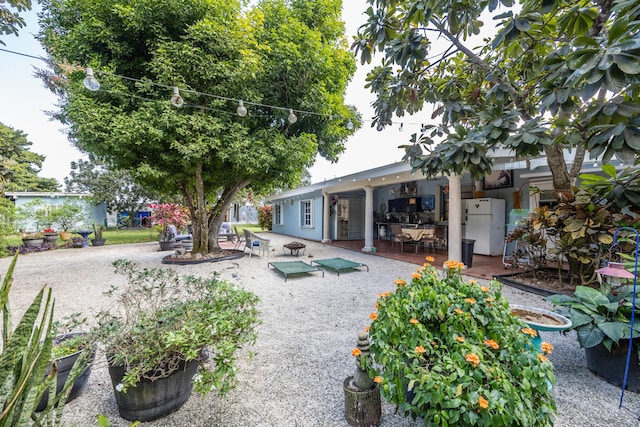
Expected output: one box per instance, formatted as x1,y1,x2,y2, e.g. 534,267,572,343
376,123,384,132
236,100,247,117
171,87,184,107
346,119,354,130
288,109,297,124
420,123,427,133
83,67,100,91
399,123,404,132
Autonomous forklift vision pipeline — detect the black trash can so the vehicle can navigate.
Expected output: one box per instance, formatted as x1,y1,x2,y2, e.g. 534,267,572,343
461,239,475,268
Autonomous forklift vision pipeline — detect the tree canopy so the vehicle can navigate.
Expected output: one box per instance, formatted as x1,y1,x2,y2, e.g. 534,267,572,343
65,158,153,226
0,122,59,192
38,0,358,252
0,0,31,45
353,0,640,194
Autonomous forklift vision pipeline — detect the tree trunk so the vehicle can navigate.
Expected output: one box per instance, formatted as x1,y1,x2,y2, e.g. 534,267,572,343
543,144,574,201
343,377,381,427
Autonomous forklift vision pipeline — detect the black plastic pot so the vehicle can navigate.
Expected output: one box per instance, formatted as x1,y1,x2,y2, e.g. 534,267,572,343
585,342,640,392
36,332,95,412
108,357,199,422
91,238,106,246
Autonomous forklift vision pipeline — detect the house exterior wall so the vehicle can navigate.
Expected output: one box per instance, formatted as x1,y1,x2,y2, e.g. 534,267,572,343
270,189,324,241
6,192,106,231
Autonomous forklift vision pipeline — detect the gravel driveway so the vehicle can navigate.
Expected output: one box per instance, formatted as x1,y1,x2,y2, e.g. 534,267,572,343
2,234,639,426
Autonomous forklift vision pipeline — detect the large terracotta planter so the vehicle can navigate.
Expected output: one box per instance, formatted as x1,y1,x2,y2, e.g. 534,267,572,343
585,342,640,392
108,357,199,422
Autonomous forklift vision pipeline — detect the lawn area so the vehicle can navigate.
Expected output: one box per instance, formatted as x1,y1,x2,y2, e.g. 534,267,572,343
3,224,265,249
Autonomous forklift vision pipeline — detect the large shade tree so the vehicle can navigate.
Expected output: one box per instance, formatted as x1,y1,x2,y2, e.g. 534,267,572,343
353,0,640,197
0,0,31,44
37,0,358,253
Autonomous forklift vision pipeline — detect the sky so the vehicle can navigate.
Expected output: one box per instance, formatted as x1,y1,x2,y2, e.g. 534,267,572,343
0,1,430,188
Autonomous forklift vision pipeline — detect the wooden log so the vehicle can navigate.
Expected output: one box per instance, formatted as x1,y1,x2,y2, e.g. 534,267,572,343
343,376,381,427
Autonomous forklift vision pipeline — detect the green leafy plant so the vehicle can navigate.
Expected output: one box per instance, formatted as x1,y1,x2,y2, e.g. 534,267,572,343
92,259,261,395
1,254,86,425
546,284,640,351
365,259,556,426
49,200,86,232
92,224,104,240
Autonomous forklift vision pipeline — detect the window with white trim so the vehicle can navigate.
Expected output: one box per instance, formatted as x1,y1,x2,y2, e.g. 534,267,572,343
274,203,283,225
300,199,312,227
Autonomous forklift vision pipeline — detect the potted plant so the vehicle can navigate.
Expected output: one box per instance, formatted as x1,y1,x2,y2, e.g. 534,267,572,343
49,200,87,241
150,203,189,251
43,227,59,244
91,259,261,421
364,259,556,426
36,321,96,412
21,231,45,247
91,224,106,246
1,254,85,424
546,282,640,391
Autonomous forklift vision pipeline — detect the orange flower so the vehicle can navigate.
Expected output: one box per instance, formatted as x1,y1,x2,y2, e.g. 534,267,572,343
417,266,425,272
469,279,477,285
425,256,435,262
484,339,499,350
377,292,391,298
454,308,464,314
455,336,465,343
374,302,378,309
478,395,489,409
351,348,362,357
365,326,370,333
415,346,426,353
410,318,419,324
394,279,407,287
369,312,378,320
541,342,554,354
480,286,489,292
465,353,480,367
522,327,538,337
538,353,548,362
486,297,495,303
464,298,476,304
373,376,383,383
412,272,421,279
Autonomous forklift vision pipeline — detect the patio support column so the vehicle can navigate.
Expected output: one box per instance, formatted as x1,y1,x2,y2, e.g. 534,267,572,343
448,173,462,262
322,191,331,242
362,185,375,252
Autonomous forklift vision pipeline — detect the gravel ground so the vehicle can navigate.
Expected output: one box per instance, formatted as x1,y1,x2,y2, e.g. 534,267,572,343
2,233,640,426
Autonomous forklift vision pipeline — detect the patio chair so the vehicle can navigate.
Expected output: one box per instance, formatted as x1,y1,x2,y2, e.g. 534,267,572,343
434,225,447,253
389,224,410,251
233,226,246,250
244,229,270,258
417,228,436,254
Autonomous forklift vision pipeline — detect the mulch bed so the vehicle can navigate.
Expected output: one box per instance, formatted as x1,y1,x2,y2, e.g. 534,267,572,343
494,268,576,296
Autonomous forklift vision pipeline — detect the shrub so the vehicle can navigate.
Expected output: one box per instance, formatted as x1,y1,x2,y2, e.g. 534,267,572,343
257,205,272,231
364,259,556,426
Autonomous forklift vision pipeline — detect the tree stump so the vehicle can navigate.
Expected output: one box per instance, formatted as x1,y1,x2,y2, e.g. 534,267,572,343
343,376,381,426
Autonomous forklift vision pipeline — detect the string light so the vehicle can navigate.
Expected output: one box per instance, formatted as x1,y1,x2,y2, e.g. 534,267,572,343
170,87,184,107
82,67,100,91
399,122,404,132
287,109,297,124
1,47,436,132
420,123,427,133
236,100,247,117
346,119,354,130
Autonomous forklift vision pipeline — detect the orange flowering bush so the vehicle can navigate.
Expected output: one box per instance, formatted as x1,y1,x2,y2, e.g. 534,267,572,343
365,261,556,426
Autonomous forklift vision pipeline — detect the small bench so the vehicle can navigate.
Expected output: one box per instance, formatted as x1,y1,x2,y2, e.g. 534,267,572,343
283,242,306,256
268,261,324,282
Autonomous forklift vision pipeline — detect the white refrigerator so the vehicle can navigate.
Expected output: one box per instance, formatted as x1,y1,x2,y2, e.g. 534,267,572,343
463,198,506,256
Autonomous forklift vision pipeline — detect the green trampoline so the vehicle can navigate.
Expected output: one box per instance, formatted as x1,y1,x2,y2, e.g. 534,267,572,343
310,258,369,276
268,261,324,282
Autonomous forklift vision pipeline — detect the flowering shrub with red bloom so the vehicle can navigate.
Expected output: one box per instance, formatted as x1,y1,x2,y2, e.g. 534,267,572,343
364,258,556,426
150,203,189,241
43,228,56,234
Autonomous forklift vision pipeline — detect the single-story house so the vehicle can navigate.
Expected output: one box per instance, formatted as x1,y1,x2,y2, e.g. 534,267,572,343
268,151,624,261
